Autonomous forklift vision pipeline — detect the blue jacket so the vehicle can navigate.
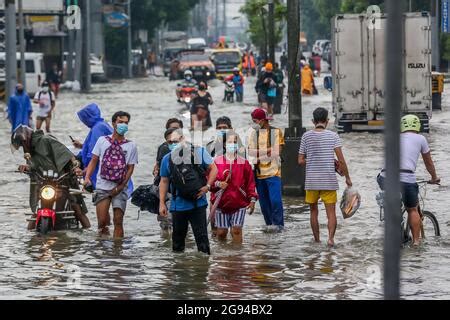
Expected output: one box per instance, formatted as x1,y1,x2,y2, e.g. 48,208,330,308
7,89,32,132
77,103,113,188
77,103,134,196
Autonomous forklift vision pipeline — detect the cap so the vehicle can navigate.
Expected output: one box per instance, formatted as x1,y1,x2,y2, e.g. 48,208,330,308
251,108,268,121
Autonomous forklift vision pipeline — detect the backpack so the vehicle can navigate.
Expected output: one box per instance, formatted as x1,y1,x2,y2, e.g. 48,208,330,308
100,136,129,183
169,145,207,201
38,91,54,106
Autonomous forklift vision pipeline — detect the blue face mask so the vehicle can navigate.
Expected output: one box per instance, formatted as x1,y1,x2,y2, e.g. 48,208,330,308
169,143,179,151
116,123,129,136
217,129,227,137
226,144,238,153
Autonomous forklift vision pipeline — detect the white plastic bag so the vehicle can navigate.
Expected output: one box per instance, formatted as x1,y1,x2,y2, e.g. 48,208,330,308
340,187,361,219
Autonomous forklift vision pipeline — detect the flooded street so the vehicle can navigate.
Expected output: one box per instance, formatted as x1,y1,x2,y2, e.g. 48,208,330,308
1,73,450,300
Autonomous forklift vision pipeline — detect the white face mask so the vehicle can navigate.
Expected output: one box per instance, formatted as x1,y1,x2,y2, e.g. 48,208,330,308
42,87,49,93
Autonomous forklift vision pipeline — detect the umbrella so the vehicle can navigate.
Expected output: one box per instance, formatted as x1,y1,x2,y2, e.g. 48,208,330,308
208,162,232,226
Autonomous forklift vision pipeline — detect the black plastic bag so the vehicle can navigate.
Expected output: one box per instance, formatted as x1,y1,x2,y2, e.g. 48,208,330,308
131,184,167,214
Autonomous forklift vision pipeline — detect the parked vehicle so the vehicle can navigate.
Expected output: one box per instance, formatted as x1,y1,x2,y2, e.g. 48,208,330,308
0,52,46,96
176,50,216,82
210,49,242,80
312,39,330,56
188,38,207,50
331,12,432,133
62,52,107,83
161,31,188,77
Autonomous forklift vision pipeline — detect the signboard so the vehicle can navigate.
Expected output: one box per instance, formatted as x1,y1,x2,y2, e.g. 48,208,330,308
105,12,129,28
443,0,450,33
0,0,63,13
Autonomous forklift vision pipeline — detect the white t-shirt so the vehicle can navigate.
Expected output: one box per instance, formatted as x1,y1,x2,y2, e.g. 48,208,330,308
34,91,55,118
382,132,430,184
92,135,139,191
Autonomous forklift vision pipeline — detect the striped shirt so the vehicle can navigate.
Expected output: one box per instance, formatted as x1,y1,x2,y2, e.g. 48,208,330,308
299,130,342,190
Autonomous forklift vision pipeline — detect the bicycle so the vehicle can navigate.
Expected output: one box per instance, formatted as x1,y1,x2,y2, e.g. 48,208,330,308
376,180,440,245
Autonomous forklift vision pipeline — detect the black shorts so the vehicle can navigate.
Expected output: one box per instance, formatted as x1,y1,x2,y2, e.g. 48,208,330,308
377,174,419,209
259,93,274,105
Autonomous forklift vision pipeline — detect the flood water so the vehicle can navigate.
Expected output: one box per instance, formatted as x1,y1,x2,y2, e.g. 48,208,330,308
1,71,449,300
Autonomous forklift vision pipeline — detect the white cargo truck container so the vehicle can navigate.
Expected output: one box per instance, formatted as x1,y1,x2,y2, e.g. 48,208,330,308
332,12,432,133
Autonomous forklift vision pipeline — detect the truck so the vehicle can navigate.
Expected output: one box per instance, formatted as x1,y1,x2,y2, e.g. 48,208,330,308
332,12,432,133
161,31,188,77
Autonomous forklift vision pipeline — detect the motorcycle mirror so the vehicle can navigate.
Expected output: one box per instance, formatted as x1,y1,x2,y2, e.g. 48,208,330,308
48,170,54,177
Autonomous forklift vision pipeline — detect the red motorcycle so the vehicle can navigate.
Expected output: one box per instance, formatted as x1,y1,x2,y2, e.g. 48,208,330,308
179,85,197,110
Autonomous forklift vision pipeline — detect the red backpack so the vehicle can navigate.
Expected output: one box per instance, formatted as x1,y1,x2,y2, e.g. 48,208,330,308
100,136,129,183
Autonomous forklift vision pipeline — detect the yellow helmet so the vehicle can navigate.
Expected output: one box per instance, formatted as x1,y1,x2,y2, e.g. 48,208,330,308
400,114,421,133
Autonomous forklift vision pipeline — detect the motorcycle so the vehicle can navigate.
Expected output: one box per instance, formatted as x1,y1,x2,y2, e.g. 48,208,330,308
179,85,197,110
21,169,83,234
224,80,235,103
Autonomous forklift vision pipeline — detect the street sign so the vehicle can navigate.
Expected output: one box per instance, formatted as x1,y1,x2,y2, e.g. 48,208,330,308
442,0,450,33
104,12,129,28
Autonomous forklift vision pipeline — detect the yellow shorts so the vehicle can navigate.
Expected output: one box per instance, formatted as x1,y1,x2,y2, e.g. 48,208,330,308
305,190,338,205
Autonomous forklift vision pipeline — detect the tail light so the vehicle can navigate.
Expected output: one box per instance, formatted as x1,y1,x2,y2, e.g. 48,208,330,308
38,74,41,87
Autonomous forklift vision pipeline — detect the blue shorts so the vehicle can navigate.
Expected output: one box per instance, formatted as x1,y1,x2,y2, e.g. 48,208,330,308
377,175,419,209
215,208,246,229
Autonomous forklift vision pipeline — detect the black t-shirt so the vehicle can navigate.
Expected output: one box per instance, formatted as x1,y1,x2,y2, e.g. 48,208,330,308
192,92,212,112
154,142,171,186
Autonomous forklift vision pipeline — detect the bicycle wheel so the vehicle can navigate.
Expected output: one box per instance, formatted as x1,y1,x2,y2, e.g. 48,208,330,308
421,211,440,238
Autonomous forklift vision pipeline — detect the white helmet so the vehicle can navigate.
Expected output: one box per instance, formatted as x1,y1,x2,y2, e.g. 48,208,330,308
184,70,193,78
233,67,240,72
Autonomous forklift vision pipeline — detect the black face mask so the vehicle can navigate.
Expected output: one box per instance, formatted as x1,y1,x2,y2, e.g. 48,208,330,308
199,86,206,91
17,89,24,94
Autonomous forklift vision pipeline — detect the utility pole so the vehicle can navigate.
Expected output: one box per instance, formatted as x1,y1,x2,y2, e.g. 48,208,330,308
80,0,91,92
268,0,275,64
67,2,75,82
432,0,440,71
215,0,219,40
222,0,226,36
74,0,82,86
384,0,404,300
281,0,304,197
127,0,132,78
18,0,26,90
5,0,17,102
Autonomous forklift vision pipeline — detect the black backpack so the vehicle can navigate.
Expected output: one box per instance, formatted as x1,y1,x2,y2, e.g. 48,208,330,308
169,144,207,201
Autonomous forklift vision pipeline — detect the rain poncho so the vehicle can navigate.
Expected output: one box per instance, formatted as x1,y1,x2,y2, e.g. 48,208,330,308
76,103,134,196
7,88,32,132
301,65,314,95
29,130,76,213
77,103,113,188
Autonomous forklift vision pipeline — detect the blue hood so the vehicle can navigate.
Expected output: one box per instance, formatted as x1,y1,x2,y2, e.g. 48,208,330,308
77,103,104,128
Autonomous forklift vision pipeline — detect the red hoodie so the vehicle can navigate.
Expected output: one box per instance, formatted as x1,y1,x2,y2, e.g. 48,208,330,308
210,155,258,214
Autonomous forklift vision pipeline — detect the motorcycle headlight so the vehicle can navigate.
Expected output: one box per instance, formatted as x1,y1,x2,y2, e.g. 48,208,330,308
185,97,192,103
206,72,211,76
41,186,56,201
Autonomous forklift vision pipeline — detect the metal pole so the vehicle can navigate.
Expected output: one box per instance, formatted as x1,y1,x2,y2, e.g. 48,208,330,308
409,0,412,12
384,0,404,300
18,0,26,90
436,0,441,72
74,0,82,85
80,0,91,92
215,0,219,40
268,0,275,64
222,0,226,36
5,0,17,102
127,0,132,78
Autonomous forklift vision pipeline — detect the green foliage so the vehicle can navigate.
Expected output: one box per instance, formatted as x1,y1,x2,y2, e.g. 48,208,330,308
105,0,200,72
240,0,287,56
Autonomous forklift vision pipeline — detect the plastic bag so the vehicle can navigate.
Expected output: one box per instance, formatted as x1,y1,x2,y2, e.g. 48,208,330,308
340,187,361,219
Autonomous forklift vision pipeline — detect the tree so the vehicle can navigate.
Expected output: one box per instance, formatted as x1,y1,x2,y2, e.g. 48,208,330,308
240,0,287,59
105,0,200,74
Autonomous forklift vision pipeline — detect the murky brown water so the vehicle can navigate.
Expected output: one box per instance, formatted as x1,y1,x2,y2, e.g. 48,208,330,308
1,72,449,300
